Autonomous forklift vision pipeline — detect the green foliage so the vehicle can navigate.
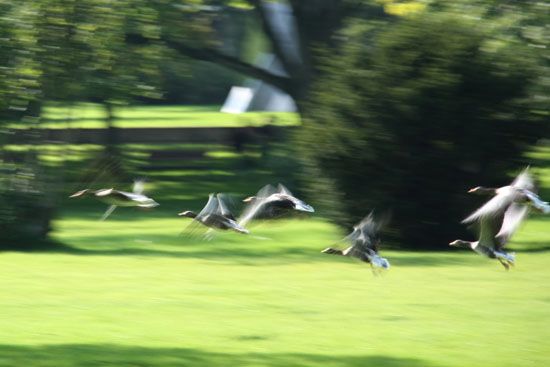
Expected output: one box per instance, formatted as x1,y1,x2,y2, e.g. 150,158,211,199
0,162,54,246
297,14,545,248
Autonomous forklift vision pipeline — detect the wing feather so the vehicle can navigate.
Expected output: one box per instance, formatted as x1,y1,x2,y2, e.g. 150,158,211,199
238,185,277,226
196,194,219,220
495,203,528,247
216,193,236,221
462,191,515,224
478,214,504,250
511,168,535,192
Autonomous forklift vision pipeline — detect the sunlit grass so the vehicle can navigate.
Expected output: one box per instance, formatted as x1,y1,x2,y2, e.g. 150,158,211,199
6,103,300,129
0,214,549,366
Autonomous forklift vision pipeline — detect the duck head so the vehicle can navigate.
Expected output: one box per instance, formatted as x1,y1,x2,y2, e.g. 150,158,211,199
449,239,471,248
178,210,197,218
242,196,256,203
467,186,496,195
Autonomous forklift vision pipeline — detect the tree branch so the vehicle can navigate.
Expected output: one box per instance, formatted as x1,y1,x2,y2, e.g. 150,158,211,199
246,0,299,78
126,33,293,95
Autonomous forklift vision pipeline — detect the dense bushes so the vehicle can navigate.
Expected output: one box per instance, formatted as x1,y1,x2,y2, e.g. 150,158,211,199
0,162,54,247
297,15,545,248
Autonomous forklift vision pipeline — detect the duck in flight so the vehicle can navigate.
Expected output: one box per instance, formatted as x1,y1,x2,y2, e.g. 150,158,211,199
464,167,549,224
69,180,158,220
450,214,516,270
322,212,390,274
179,193,249,235
450,168,548,269
239,184,314,226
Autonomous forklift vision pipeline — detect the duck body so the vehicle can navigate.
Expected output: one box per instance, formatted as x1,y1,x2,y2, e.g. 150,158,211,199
239,184,314,226
179,194,249,235
464,168,549,225
448,169,542,269
94,189,159,208
322,212,390,273
69,181,159,221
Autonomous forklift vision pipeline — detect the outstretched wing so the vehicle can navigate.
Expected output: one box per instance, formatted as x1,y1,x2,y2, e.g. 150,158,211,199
277,183,293,196
216,193,236,221
238,184,277,226
462,191,515,224
345,212,380,254
495,202,528,246
181,194,219,236
478,213,505,251
511,168,535,192
133,179,145,195
196,194,219,220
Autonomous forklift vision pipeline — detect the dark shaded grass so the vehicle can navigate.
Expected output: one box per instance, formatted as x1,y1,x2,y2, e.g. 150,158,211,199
0,344,437,367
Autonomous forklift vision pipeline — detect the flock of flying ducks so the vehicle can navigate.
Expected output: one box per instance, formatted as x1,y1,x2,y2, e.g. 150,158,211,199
70,168,549,272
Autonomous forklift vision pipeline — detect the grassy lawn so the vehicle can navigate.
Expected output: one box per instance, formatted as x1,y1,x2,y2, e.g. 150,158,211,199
1,215,550,367
6,103,300,129
0,130,549,366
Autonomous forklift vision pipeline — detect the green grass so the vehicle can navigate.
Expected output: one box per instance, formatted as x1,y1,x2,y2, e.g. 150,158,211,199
6,103,300,129
1,135,549,366
1,215,550,367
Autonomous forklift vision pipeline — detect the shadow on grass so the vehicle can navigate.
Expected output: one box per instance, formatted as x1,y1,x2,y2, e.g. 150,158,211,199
13,237,325,265
6,234,482,268
508,241,550,253
389,253,468,267
0,344,438,367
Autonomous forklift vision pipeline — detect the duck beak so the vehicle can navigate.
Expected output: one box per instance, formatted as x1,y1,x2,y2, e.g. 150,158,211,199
449,240,459,246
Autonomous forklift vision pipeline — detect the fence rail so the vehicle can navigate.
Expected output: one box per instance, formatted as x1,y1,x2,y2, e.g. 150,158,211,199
10,126,294,146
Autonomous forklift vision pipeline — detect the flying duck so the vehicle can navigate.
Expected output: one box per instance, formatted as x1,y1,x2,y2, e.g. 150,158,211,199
239,184,314,226
464,168,549,226
450,213,516,270
70,180,159,220
448,168,546,269
179,193,249,235
322,212,390,273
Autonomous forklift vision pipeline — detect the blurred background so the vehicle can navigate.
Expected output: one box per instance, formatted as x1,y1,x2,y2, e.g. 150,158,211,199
0,1,549,366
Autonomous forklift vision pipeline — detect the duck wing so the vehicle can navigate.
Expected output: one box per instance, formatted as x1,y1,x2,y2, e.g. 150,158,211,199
276,184,314,212
478,212,505,251
238,184,277,226
181,194,220,236
108,190,158,207
133,179,145,195
195,194,219,220
345,213,378,242
277,183,293,196
216,193,236,221
462,188,516,224
511,168,535,192
495,202,528,246
346,213,381,255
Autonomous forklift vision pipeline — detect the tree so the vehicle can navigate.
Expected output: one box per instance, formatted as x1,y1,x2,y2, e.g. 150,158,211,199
0,0,166,246
128,0,389,112
296,15,545,248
